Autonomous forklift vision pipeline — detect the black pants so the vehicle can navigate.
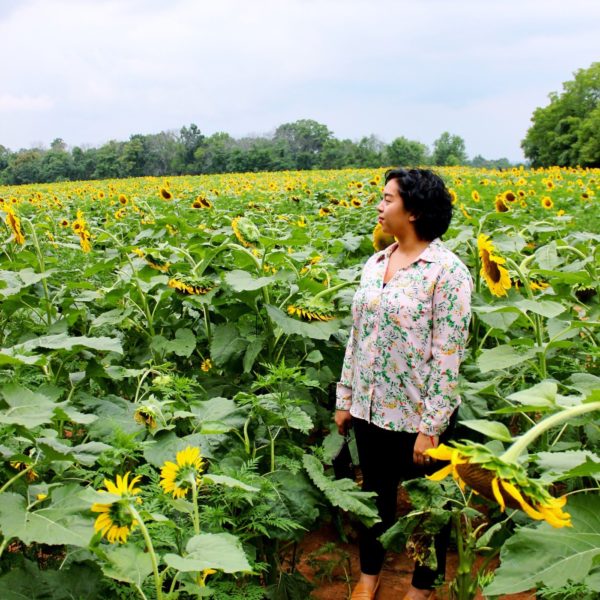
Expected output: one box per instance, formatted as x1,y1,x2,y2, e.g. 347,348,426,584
353,413,456,590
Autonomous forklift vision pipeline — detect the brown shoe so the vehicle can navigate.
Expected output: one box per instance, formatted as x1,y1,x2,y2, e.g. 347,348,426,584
402,587,436,600
350,577,381,600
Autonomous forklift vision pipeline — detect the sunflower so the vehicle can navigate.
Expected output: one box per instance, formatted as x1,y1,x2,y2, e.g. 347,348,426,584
351,198,362,208
503,191,517,204
159,187,173,201
144,252,170,272
477,234,511,297
192,196,212,209
59,218,69,228
449,189,458,204
231,216,260,247
168,274,215,296
287,294,335,322
319,206,333,217
541,196,553,210
200,358,212,372
91,473,142,543
118,194,128,205
372,222,395,251
425,444,571,528
471,190,480,202
4,206,25,244
134,406,157,429
72,210,92,253
459,203,472,220
495,196,510,213
159,446,204,499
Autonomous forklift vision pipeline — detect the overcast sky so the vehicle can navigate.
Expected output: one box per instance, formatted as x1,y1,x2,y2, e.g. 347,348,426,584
1,0,598,161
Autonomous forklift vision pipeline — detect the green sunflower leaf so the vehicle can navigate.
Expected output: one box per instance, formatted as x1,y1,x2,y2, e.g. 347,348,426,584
102,544,153,585
165,532,252,573
484,494,600,595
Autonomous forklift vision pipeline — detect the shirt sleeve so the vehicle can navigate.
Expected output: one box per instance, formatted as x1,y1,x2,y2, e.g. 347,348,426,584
419,262,472,436
336,323,358,410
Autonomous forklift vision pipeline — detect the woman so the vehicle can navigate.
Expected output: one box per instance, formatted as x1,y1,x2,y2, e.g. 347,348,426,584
335,168,472,600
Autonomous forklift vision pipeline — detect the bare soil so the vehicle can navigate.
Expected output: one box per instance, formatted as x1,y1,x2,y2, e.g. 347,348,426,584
296,522,535,600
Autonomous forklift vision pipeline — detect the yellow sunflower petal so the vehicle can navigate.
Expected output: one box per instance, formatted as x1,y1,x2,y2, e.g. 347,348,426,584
491,477,505,512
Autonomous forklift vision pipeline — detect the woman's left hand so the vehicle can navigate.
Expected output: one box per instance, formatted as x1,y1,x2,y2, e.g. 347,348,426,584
413,432,439,466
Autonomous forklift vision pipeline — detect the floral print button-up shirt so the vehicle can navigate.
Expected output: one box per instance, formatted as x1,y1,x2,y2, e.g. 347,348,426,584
336,238,472,436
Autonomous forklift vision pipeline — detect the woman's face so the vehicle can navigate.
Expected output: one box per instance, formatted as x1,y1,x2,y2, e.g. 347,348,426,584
377,178,415,238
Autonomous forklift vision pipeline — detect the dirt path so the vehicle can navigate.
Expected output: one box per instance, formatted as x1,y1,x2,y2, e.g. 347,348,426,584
296,523,535,600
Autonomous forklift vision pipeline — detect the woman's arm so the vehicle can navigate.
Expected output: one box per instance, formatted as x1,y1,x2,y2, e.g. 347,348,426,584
419,262,473,437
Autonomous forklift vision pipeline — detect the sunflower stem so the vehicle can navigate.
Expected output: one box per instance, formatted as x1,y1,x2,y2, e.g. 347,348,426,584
501,401,600,464
505,257,547,379
313,280,354,300
128,505,163,600
191,477,201,536
0,464,36,494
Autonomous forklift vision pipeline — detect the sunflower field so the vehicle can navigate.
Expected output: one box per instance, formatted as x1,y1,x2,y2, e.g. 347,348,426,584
0,166,599,599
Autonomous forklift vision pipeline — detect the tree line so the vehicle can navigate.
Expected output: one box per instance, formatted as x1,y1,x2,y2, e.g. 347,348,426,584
0,122,512,185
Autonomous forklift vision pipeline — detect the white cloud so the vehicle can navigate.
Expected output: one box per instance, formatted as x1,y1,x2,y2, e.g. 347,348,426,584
0,93,53,112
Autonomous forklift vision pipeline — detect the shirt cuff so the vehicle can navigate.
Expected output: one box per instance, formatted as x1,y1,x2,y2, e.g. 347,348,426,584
335,383,352,411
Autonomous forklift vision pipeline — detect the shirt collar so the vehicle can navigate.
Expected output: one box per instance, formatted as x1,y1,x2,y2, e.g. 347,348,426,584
376,238,443,264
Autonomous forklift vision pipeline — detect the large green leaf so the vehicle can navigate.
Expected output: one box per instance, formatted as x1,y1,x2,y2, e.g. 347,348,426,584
16,333,123,354
0,384,61,428
535,450,600,482
302,454,379,526
37,438,112,466
514,299,566,318
225,269,277,291
0,486,94,547
459,419,513,442
484,494,600,595
210,323,248,366
164,532,251,573
266,305,339,341
506,381,557,407
477,344,537,373
150,327,196,357
0,559,102,600
0,268,56,298
102,544,153,585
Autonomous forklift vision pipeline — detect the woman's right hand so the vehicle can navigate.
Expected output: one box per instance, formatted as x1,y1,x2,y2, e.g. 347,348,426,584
335,410,352,435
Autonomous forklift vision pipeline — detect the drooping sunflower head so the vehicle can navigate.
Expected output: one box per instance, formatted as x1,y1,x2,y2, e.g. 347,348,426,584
144,252,170,273
159,446,204,499
231,216,260,247
134,405,158,429
159,187,173,201
425,443,571,528
91,472,142,544
372,222,396,251
168,274,216,296
477,234,511,297
495,196,510,213
287,293,336,322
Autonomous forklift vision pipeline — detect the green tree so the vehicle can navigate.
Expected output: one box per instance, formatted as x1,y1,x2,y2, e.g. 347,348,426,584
273,119,332,170
432,132,468,166
522,62,600,167
6,149,44,184
386,136,428,166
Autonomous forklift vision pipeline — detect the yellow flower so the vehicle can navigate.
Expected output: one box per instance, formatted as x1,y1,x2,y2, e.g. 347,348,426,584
477,234,511,297
319,206,332,217
471,190,480,202
201,358,213,372
495,196,510,213
351,198,362,208
160,446,204,499
91,473,142,544
425,444,571,528
372,222,395,251
541,196,553,209
118,194,128,205
4,206,25,244
160,187,173,200
231,216,260,247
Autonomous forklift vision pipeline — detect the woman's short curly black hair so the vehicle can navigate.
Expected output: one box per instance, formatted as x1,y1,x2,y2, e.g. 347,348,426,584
384,168,453,241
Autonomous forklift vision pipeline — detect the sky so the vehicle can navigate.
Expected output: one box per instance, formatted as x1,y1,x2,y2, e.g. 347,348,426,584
1,0,599,161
